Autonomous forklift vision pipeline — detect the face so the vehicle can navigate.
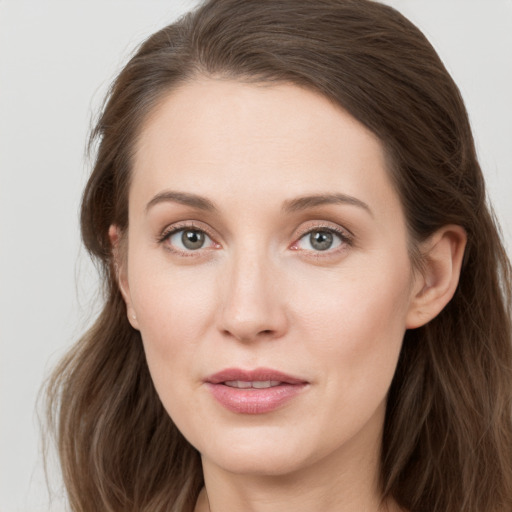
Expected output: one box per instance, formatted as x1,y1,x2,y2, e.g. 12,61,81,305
119,79,422,478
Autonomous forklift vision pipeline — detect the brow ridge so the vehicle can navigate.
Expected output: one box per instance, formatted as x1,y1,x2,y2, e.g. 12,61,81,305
283,193,372,215
145,190,371,216
145,190,217,213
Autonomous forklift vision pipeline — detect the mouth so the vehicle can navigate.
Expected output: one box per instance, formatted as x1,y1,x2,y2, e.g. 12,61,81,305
224,380,282,389
205,368,308,414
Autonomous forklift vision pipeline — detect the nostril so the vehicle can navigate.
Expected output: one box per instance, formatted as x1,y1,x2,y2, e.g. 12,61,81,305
221,328,276,341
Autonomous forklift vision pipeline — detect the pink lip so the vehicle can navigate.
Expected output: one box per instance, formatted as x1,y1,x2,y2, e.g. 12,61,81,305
205,367,308,414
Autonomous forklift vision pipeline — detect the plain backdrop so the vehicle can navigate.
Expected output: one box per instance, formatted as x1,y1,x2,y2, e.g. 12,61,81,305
1,1,511,510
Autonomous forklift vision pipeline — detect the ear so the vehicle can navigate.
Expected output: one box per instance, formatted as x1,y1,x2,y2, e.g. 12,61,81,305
406,225,467,329
109,224,140,330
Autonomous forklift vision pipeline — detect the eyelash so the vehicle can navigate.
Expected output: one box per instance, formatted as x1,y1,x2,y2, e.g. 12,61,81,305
157,222,219,256
157,222,353,257
291,224,353,255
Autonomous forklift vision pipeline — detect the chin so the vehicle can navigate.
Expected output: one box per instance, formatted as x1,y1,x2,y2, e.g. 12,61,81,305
195,426,333,477
208,449,310,477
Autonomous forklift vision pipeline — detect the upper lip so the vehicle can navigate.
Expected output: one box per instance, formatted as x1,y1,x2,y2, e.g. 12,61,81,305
206,367,307,385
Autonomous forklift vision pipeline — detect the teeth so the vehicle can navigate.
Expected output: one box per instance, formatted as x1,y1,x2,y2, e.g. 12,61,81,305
225,380,252,389
253,380,280,389
224,380,282,389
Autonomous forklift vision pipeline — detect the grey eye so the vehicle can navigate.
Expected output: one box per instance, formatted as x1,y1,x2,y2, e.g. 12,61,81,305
181,230,206,250
167,228,213,251
309,231,334,251
295,229,344,252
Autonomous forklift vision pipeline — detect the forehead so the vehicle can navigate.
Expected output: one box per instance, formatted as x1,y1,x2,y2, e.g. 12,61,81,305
130,79,401,222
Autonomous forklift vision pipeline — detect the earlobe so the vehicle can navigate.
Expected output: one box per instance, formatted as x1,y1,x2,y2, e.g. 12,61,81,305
108,224,140,330
406,225,467,329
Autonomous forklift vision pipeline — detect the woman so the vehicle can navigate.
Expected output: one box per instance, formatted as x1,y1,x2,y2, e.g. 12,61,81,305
45,0,512,511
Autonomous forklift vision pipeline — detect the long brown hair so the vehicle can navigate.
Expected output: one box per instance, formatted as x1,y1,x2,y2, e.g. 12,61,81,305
44,1,512,511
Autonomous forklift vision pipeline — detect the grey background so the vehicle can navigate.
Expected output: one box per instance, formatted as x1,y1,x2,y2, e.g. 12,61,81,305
1,1,511,510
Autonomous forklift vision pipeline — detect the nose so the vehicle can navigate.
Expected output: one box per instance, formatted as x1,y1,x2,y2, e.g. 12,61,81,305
217,249,289,343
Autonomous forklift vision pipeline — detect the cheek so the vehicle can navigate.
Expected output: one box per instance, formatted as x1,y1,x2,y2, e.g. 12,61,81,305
295,253,413,392
128,259,219,379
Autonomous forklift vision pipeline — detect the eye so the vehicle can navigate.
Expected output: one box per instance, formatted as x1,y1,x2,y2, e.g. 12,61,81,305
294,228,346,252
163,228,217,252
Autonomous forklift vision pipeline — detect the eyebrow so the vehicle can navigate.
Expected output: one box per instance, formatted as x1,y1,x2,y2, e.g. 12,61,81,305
145,190,372,216
145,191,217,213
283,193,372,216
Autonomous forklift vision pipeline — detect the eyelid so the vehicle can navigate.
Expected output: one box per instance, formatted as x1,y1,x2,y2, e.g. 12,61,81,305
156,219,353,256
157,221,221,254
290,221,354,252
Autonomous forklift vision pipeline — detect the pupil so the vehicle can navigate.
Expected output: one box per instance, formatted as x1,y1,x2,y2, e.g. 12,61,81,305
182,230,205,250
310,231,333,251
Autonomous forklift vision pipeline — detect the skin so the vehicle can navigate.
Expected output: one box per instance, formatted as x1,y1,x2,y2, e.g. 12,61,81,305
112,79,466,512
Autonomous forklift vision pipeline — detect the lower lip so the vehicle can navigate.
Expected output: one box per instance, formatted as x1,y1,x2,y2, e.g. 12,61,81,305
206,383,307,414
